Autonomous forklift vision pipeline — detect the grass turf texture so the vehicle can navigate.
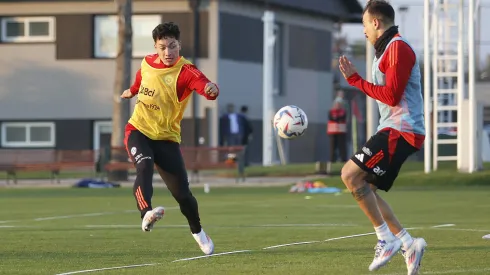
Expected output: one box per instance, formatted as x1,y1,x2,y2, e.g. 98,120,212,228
3,161,490,182
1,184,489,275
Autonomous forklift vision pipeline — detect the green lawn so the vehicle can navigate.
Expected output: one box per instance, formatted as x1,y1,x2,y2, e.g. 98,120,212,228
0,185,489,274
3,161,490,181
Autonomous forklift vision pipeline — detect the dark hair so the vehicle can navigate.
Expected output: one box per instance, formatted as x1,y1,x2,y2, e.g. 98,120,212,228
363,0,395,24
240,105,248,113
152,22,180,42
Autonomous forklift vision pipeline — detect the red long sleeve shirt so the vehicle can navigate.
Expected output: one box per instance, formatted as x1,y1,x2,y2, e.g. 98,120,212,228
126,54,218,132
347,36,425,149
347,38,415,107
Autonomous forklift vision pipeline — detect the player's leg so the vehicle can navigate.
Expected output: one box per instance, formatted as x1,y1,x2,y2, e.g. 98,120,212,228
369,135,427,275
153,141,214,255
125,129,163,232
372,187,426,275
341,131,402,271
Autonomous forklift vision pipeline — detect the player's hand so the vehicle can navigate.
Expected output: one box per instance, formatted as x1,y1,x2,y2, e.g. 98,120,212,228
121,89,135,99
338,55,358,79
204,82,219,97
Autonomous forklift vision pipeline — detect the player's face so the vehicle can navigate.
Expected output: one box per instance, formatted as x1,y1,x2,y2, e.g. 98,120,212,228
362,12,380,46
155,37,181,66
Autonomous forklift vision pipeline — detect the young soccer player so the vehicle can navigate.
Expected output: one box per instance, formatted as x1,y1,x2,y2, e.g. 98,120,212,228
338,1,427,274
120,22,218,255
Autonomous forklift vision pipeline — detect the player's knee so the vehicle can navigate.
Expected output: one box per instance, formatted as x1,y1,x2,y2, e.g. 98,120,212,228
341,164,365,190
340,165,356,184
173,187,193,203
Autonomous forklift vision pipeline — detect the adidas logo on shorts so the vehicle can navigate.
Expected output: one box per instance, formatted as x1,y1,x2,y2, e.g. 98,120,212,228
355,153,364,162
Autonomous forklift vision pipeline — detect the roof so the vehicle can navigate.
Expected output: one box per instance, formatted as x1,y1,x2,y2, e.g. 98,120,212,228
244,0,363,22
0,0,364,22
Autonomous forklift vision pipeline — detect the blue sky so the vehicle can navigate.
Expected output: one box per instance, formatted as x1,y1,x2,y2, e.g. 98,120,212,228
340,0,490,67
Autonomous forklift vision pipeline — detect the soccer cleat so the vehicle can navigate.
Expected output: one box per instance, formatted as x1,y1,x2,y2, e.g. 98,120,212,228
368,238,402,271
192,229,214,255
401,238,427,275
141,206,165,232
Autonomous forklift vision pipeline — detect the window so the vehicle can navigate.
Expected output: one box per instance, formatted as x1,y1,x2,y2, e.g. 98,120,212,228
1,17,55,42
1,122,55,148
94,15,162,58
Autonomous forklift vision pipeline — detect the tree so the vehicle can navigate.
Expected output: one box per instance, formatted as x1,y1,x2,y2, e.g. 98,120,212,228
108,0,132,181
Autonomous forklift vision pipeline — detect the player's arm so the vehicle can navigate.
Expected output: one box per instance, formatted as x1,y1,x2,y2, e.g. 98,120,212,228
183,64,219,100
121,69,142,98
346,41,415,107
129,69,142,95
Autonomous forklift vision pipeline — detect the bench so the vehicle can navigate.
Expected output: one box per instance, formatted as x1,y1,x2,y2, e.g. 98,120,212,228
0,149,96,184
103,145,245,183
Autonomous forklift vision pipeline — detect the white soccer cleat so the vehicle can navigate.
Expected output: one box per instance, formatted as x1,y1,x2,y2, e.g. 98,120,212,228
368,238,402,271
192,229,214,255
141,206,165,232
401,238,427,275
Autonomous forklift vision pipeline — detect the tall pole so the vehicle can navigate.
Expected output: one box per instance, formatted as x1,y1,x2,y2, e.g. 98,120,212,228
365,0,377,139
423,0,431,173
457,0,464,170
262,10,275,166
469,0,476,172
190,0,201,147
109,0,132,181
475,0,481,75
432,0,440,170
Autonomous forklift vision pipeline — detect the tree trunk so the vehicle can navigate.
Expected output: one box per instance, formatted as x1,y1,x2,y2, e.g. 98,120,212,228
108,0,132,181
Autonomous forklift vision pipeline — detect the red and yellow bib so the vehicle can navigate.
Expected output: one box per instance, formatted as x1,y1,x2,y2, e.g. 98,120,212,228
128,57,192,143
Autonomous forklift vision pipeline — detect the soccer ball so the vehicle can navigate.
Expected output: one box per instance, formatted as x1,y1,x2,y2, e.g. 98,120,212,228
273,105,308,139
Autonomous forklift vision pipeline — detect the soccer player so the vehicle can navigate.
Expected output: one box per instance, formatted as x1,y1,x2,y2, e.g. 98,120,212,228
120,22,218,255
338,1,427,274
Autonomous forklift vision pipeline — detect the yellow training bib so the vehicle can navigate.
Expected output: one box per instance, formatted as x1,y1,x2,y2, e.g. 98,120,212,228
128,57,192,143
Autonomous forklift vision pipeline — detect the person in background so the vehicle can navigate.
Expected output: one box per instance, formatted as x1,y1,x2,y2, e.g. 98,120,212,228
334,90,347,108
239,105,253,167
219,104,242,146
327,101,348,174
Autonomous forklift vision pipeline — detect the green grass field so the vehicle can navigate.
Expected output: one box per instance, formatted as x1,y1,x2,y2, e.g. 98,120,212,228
1,184,489,275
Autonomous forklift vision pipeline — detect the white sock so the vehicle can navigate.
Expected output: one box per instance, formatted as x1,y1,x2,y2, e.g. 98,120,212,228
396,229,414,250
374,222,396,241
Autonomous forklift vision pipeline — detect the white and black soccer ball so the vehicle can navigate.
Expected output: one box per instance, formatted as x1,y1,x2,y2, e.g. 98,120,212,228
273,105,308,139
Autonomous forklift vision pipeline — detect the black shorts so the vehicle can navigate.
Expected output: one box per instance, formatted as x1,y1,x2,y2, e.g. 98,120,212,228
350,129,419,192
124,129,188,180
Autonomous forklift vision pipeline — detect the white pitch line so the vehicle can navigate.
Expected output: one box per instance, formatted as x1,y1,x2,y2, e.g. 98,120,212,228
54,223,458,274
85,225,188,228
35,212,113,221
434,228,490,233
261,225,451,250
263,240,321,249
0,207,180,224
251,223,357,227
55,263,158,275
85,223,358,229
172,250,252,262
431,223,456,228
375,267,490,275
